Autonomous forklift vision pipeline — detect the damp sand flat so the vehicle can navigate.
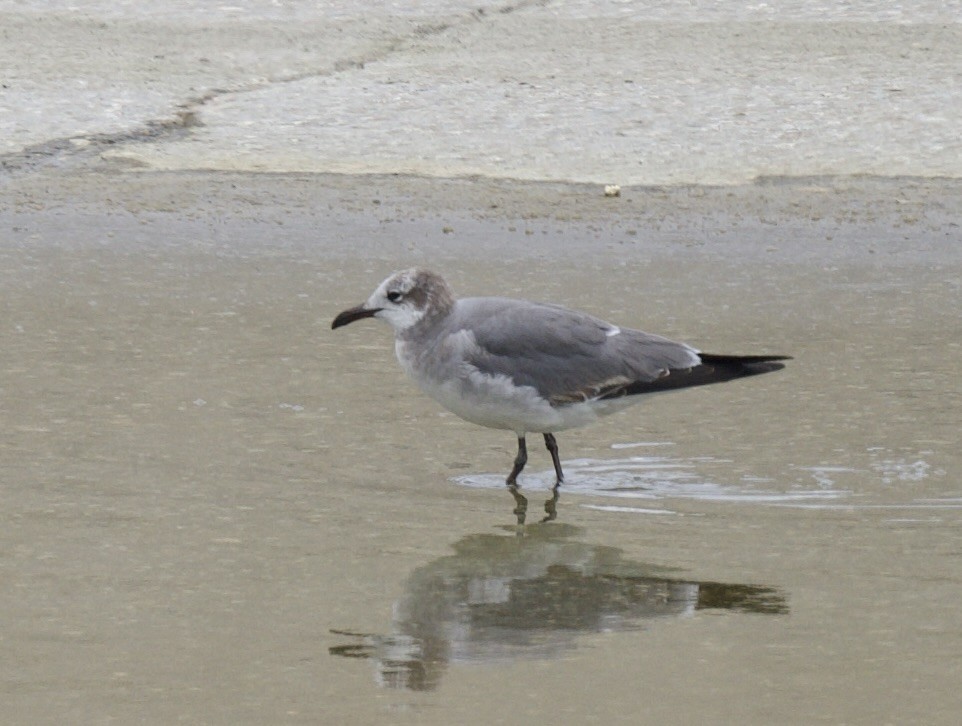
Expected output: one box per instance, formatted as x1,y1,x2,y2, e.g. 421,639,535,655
1,173,960,723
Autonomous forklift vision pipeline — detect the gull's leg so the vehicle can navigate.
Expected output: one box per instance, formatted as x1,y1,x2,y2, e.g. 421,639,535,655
506,435,529,525
543,433,565,487
505,435,528,487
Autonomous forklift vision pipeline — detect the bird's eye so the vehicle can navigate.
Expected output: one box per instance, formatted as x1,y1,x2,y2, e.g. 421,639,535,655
386,291,403,303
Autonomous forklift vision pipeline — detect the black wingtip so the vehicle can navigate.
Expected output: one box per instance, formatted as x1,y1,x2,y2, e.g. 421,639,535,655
698,353,791,376
699,354,793,364
614,353,790,398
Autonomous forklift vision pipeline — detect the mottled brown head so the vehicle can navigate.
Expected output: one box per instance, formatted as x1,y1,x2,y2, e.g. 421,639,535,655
331,268,456,334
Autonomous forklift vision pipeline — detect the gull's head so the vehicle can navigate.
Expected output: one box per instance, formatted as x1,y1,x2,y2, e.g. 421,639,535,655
331,268,455,334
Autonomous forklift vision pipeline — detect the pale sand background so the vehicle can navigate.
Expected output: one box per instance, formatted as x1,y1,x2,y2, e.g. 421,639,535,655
2,2,961,723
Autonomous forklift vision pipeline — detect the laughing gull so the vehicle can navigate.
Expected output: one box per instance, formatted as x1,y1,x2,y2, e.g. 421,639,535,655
332,269,789,490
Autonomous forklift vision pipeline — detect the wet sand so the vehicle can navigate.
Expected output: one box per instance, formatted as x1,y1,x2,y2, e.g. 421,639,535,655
2,169,961,723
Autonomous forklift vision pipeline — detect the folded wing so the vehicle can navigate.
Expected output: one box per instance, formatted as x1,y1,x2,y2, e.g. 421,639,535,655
451,298,705,404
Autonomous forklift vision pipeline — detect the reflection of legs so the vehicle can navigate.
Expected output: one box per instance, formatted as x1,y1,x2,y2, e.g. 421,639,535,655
542,487,559,523
505,434,561,525
505,435,528,487
543,433,564,487
508,484,528,525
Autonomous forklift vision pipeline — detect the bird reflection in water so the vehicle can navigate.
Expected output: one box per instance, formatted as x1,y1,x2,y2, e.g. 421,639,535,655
330,523,787,691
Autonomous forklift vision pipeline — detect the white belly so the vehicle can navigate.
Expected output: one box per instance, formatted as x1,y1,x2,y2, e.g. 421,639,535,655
396,338,636,434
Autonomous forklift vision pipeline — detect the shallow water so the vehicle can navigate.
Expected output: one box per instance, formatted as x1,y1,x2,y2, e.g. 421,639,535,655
1,175,961,723
328,523,788,691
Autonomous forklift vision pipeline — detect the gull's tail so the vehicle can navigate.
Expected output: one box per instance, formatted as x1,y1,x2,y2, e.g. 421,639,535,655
613,353,792,398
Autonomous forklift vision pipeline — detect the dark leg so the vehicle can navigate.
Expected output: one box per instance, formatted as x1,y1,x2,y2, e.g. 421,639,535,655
505,435,528,487
506,436,529,525
543,433,565,487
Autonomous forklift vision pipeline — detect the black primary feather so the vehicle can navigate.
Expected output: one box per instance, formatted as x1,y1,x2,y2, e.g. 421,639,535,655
605,353,792,399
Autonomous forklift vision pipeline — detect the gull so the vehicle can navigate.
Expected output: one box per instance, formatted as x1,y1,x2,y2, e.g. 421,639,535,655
332,268,789,490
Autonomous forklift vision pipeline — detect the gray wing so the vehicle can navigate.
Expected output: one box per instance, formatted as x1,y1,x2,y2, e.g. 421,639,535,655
449,297,700,403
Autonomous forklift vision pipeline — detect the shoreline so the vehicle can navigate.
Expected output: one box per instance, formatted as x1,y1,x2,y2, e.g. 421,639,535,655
3,166,959,268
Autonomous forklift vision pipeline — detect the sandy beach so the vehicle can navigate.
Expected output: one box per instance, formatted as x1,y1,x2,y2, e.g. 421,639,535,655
2,2,961,723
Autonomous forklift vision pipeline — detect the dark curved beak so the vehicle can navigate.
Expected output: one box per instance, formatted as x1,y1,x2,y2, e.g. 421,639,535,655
331,304,382,330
